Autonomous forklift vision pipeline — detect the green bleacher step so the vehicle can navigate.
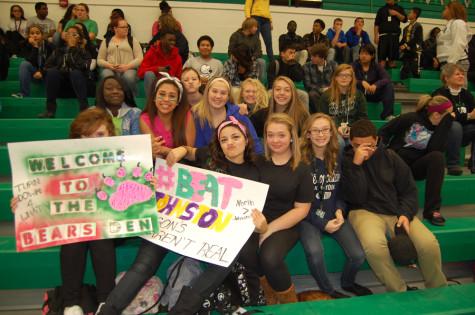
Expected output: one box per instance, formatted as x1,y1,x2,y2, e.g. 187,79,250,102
407,78,475,93
0,217,474,289
367,102,401,120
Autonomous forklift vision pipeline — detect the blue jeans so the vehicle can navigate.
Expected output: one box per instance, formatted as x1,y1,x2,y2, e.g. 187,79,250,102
253,16,274,61
299,220,365,293
19,60,39,96
144,71,157,100
447,121,475,167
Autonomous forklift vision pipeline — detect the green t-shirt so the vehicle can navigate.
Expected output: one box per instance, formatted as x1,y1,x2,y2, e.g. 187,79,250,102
64,18,98,44
111,116,123,136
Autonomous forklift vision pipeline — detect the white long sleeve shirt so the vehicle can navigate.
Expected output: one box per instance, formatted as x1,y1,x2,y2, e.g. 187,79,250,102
437,19,471,64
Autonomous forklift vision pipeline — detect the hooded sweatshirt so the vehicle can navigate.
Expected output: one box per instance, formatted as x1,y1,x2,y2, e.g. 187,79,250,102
137,43,182,79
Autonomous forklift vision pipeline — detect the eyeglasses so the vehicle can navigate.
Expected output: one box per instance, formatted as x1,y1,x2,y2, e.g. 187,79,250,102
69,32,79,38
337,73,352,78
309,128,331,135
116,25,129,29
156,93,178,102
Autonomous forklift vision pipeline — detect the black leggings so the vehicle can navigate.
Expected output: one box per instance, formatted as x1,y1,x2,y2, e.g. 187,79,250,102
240,227,299,292
60,239,116,306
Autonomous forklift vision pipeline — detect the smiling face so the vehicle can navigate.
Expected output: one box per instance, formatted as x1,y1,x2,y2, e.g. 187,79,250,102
446,69,466,89
81,124,110,138
155,82,179,116
219,125,247,163
308,117,332,149
273,79,292,109
103,78,125,108
198,39,212,58
181,69,201,94
266,122,292,155
241,82,257,105
208,81,229,110
335,68,353,89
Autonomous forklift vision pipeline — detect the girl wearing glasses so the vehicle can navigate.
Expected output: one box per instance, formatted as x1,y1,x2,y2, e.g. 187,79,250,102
299,113,371,298
193,77,263,154
317,64,368,146
379,95,453,226
250,76,309,137
97,18,143,96
140,73,195,159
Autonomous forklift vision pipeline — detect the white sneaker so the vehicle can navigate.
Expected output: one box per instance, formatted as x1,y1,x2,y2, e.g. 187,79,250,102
11,93,24,99
95,302,105,315
64,305,84,315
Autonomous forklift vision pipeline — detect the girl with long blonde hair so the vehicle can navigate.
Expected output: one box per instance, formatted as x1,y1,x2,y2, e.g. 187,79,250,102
238,78,269,115
299,113,371,298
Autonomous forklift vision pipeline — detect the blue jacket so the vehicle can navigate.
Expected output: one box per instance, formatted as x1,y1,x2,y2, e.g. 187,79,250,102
327,28,347,44
103,104,141,136
345,27,371,48
194,102,263,154
306,156,346,231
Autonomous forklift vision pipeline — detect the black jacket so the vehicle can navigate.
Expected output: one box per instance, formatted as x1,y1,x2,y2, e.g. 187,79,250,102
267,58,304,88
20,41,54,72
45,46,92,72
342,145,418,220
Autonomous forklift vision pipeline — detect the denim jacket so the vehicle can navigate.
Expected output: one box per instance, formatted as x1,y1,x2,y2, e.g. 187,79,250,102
104,103,141,135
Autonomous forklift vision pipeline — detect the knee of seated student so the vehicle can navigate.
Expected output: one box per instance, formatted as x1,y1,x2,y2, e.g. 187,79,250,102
425,151,445,167
449,120,463,137
408,220,441,254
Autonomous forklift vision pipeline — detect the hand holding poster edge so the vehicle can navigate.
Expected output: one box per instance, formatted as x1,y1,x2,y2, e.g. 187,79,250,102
143,158,269,267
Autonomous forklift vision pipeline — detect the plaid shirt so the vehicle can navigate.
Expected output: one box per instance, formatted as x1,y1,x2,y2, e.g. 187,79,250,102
303,60,337,92
223,58,258,87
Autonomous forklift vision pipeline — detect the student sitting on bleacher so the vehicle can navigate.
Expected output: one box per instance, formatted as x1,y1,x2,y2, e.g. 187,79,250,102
26,2,56,43
251,76,309,137
345,17,371,63
420,27,440,70
399,7,423,80
150,14,189,65
303,44,337,113
63,3,98,44
303,19,330,61
236,78,269,115
6,5,28,56
342,119,447,292
223,45,259,88
181,67,203,106
378,95,453,226
432,63,475,175
279,20,308,66
103,9,131,42
327,18,350,64
11,24,53,99
352,44,395,120
97,18,143,97
39,25,92,118
267,42,304,89
183,35,223,86
317,64,368,147
138,29,182,99
95,74,141,136
299,113,372,298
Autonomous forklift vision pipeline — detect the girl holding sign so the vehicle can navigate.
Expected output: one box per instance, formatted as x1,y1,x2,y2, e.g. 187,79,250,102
12,108,117,315
140,72,196,158
193,76,263,154
96,116,267,315
299,113,371,298
246,112,313,304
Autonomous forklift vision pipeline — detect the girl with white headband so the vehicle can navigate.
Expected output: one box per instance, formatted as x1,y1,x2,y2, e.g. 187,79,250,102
193,77,263,154
379,95,454,226
140,72,195,158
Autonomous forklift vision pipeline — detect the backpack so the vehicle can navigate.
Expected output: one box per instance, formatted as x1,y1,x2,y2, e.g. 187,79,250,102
115,272,163,315
41,284,98,315
105,34,134,51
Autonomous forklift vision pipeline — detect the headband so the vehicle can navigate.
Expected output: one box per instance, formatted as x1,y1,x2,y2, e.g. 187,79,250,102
427,100,452,113
217,116,248,139
209,77,231,91
155,72,183,102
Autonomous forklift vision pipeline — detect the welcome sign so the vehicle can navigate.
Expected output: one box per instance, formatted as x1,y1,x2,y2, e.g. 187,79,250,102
143,159,269,267
8,135,158,252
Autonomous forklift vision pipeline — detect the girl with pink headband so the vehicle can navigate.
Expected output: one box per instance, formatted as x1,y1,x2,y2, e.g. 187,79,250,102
193,76,263,154
379,95,454,226
164,116,267,313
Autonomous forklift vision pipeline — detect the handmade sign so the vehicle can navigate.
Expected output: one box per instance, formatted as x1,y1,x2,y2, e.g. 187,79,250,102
143,159,269,267
8,135,158,252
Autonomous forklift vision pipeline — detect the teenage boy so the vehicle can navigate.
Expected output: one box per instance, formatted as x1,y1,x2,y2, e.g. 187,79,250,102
138,30,182,98
303,43,337,113
374,0,407,68
342,119,447,292
27,2,56,41
346,17,371,62
352,44,395,120
184,35,223,85
267,43,304,88
400,8,423,80
327,18,350,64
279,20,308,65
303,19,331,59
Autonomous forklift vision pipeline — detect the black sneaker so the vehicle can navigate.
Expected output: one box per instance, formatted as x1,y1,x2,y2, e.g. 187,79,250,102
342,283,373,296
406,285,418,291
37,111,55,118
447,166,463,176
329,291,350,299
424,212,446,226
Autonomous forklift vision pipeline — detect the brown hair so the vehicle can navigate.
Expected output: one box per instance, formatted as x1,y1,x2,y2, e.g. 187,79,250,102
69,108,115,139
309,43,329,59
329,64,357,108
264,113,301,170
300,113,339,176
159,14,180,32
445,1,467,21
143,79,190,147
77,3,89,13
242,17,258,31
269,76,309,134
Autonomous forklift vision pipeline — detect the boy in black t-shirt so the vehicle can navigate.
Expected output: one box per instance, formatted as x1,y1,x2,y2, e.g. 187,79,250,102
374,0,407,68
